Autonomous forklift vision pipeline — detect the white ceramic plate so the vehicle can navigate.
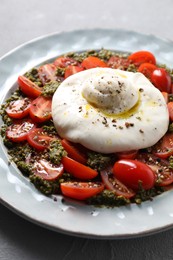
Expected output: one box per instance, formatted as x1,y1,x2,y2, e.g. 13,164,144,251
1,29,173,239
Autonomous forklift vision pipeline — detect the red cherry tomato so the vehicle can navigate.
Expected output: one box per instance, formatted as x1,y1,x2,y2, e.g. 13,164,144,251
138,63,157,79
81,56,107,69
54,57,79,68
116,150,138,160
128,51,156,66
167,102,173,121
61,139,87,164
100,166,135,199
29,96,52,123
33,159,64,181
61,156,98,180
137,153,173,186
6,98,31,119
153,132,173,159
64,65,84,78
27,128,53,151
113,159,155,190
107,56,131,70
60,182,104,200
151,68,172,93
18,76,42,98
6,119,35,142
38,63,57,84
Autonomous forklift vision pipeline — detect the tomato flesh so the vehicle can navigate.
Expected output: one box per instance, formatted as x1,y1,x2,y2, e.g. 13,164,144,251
81,56,107,69
29,96,52,123
61,156,98,180
100,166,135,199
33,159,64,181
153,132,173,159
167,102,173,121
64,65,84,78
18,76,42,98
151,68,172,93
6,120,35,142
6,98,31,119
27,128,53,151
54,57,79,68
38,63,57,84
113,159,155,190
60,182,104,200
107,56,131,70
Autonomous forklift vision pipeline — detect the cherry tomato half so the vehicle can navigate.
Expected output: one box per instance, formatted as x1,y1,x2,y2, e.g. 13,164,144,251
81,56,107,69
162,92,169,104
153,132,173,159
33,159,64,181
128,51,156,66
151,68,172,93
138,63,157,79
38,63,57,85
18,76,42,98
61,156,98,180
113,159,155,190
27,128,53,151
6,119,35,142
60,182,104,200
6,98,31,119
167,102,173,121
29,96,52,123
107,56,131,70
100,166,135,199
61,139,87,164
54,57,79,68
116,150,138,160
137,153,173,186
64,65,84,79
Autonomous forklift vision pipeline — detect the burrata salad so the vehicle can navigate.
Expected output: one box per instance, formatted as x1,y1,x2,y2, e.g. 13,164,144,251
1,49,173,207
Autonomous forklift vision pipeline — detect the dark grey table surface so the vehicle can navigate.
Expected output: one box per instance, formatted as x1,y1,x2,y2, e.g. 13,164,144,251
1,0,173,259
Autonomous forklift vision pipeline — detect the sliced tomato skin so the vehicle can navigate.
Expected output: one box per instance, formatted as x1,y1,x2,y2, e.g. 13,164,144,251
128,51,156,66
151,68,172,93
167,102,173,121
6,120,35,142
6,98,31,119
54,57,79,68
138,63,157,79
29,96,52,123
100,166,135,199
60,182,104,200
61,139,87,164
116,150,138,160
61,156,98,180
81,56,107,69
113,159,155,190
18,76,42,98
64,65,84,78
27,128,53,151
33,159,64,181
38,63,57,84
